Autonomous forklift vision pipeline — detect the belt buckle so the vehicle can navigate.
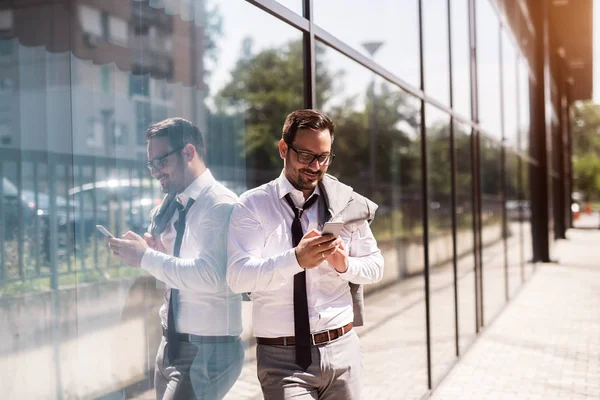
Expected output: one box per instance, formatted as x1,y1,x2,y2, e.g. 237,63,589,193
311,329,332,345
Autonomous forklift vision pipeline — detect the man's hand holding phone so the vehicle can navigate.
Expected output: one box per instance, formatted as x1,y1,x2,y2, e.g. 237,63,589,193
107,231,149,267
321,222,348,273
295,229,340,269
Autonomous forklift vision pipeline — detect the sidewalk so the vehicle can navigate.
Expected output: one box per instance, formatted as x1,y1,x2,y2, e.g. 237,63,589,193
430,229,600,400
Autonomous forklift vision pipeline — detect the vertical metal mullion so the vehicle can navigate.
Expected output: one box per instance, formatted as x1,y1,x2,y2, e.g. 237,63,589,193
49,155,59,290
65,164,72,273
17,160,24,280
92,163,98,270
468,0,482,333
106,164,111,269
129,167,134,237
418,0,432,390
0,162,4,282
447,0,460,358
33,162,41,275
78,163,85,271
303,0,316,109
499,28,509,303
516,54,525,283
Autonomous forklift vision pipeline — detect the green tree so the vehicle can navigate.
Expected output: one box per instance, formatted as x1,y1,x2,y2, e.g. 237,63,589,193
571,101,600,200
216,39,334,181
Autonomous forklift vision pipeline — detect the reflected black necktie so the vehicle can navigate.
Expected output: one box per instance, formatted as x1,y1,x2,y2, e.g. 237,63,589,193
284,193,319,371
166,197,195,361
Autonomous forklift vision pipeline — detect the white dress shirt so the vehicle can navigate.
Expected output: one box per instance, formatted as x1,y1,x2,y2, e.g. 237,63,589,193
141,169,242,336
227,172,384,338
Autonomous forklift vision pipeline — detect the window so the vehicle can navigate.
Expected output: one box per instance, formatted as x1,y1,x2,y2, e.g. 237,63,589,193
79,5,102,37
108,16,128,47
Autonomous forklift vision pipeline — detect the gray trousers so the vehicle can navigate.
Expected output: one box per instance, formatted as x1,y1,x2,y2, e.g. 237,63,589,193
154,335,244,400
256,329,362,400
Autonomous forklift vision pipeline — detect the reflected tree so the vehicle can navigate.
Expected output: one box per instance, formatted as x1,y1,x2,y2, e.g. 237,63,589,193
216,39,334,183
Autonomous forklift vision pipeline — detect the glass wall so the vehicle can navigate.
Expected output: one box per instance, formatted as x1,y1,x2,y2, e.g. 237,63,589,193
454,121,477,354
0,0,550,398
479,137,506,325
313,0,421,89
425,105,456,383
315,41,428,399
423,0,450,105
450,0,472,118
476,0,502,139
505,150,523,297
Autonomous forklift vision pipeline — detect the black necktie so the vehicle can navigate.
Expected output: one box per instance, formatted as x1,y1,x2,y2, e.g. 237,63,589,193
284,193,319,371
166,197,195,361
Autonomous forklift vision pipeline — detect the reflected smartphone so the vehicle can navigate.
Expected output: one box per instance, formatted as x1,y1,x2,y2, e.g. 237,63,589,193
322,221,345,238
96,225,115,239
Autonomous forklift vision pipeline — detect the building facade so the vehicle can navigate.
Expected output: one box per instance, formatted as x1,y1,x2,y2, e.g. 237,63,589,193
0,0,590,398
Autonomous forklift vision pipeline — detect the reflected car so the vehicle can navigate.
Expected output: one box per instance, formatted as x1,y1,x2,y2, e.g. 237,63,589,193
2,178,35,239
505,200,531,221
68,178,163,236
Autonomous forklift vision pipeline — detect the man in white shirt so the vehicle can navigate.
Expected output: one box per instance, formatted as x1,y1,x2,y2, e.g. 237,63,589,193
227,109,384,399
108,118,243,400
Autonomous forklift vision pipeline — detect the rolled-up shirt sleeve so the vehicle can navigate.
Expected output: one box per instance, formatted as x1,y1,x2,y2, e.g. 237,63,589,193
337,220,384,284
227,197,303,293
140,201,234,293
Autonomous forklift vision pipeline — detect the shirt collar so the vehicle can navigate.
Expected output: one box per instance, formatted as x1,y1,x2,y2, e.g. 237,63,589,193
276,171,321,207
176,169,214,208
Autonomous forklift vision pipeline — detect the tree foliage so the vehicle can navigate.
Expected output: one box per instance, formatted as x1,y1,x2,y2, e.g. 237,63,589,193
571,101,600,200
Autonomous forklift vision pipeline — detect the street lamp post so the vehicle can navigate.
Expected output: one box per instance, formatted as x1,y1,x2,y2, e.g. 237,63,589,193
362,41,384,198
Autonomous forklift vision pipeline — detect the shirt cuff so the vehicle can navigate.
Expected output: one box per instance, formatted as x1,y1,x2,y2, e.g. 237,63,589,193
337,257,359,282
275,248,304,280
140,248,164,276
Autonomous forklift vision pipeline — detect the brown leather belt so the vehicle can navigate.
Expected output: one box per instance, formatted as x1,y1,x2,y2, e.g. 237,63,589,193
162,327,238,343
256,323,353,346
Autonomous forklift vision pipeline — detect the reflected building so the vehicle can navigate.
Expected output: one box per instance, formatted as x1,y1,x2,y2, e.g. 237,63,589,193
0,0,207,159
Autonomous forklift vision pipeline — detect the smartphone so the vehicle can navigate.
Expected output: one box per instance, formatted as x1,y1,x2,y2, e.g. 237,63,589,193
96,225,115,239
322,221,345,238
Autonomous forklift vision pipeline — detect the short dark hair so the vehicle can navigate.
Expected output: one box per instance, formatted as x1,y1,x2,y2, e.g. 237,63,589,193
145,118,206,160
282,109,335,145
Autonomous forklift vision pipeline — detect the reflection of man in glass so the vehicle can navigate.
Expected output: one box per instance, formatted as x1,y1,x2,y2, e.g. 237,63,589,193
227,109,384,399
108,118,243,399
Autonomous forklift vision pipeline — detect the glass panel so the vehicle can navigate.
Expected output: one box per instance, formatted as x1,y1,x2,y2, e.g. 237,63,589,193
505,151,522,297
425,105,456,382
275,0,303,15
479,136,506,325
454,121,477,354
2,1,305,398
313,0,421,89
316,41,428,399
519,57,531,155
423,0,450,105
476,0,501,139
450,0,472,118
522,160,534,278
502,29,518,147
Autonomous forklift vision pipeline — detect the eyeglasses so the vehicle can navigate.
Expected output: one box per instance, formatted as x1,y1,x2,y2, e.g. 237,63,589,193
145,147,183,171
288,144,335,166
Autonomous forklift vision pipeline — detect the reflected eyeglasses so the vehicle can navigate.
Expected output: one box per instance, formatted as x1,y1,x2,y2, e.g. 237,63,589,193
145,147,183,171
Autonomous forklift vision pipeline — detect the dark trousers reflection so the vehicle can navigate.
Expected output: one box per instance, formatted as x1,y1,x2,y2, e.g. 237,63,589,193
155,335,244,400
